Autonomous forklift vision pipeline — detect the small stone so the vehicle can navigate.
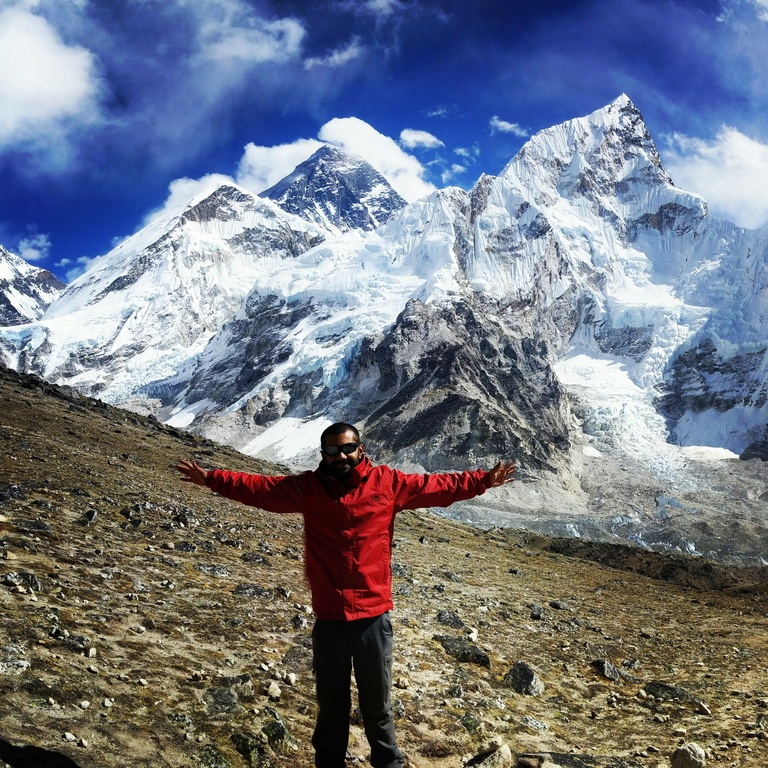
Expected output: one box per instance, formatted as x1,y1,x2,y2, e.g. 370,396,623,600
88,647,97,658
138,678,148,686
502,661,545,696
79,701,90,709
266,681,281,700
63,732,77,742
476,738,502,757
78,738,88,748
103,698,113,708
671,742,706,768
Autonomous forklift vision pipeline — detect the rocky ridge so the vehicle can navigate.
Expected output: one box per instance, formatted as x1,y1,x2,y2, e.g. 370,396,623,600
0,246,65,326
2,364,768,768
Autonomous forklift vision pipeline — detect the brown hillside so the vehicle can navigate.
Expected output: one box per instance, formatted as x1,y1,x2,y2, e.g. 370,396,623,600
1,365,766,768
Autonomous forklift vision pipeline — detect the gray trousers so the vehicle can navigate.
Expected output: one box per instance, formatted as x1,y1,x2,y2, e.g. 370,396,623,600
311,612,405,768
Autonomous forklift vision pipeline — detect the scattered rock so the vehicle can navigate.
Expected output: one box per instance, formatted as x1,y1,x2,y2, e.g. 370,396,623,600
195,564,231,578
502,661,544,696
521,715,549,731
433,635,490,668
203,686,244,715
592,658,629,684
465,736,512,766
232,583,275,599
436,609,465,627
643,681,709,712
3,571,41,592
671,742,706,768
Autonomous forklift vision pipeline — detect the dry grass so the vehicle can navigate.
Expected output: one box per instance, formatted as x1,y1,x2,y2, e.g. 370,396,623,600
1,365,767,768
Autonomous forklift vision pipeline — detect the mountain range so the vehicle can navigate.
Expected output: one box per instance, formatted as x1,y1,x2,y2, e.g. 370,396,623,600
2,94,767,561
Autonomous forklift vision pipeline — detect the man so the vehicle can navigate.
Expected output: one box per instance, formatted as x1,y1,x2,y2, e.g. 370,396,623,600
177,422,516,768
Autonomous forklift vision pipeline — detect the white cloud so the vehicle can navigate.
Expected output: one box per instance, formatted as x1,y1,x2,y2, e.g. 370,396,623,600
454,145,479,160
340,0,406,16
441,163,466,185
319,117,435,201
740,1,768,21
57,254,97,283
141,173,236,227
489,115,528,138
0,5,99,146
399,129,444,149
664,127,768,229
305,39,364,70
18,232,51,262
236,139,324,194
196,2,305,64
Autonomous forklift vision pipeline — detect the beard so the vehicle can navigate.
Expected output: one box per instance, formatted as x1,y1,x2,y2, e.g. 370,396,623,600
326,454,362,480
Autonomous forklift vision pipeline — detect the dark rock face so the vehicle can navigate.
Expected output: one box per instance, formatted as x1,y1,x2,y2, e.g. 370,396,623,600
657,335,768,459
261,145,407,231
0,246,65,325
180,294,317,418
345,298,572,472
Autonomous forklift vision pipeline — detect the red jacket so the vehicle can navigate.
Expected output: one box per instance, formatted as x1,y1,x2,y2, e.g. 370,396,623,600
205,456,492,621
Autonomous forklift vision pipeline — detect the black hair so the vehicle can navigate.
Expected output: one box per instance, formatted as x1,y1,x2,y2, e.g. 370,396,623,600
320,422,361,447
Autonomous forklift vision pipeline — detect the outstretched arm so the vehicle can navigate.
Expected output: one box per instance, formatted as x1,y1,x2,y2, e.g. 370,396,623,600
485,460,517,488
176,460,308,513
176,459,209,486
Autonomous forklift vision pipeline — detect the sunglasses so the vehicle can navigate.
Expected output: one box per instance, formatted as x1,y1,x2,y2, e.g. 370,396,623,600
322,442,360,456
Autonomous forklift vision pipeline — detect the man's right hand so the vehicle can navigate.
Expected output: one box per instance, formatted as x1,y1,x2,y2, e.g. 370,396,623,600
176,460,209,486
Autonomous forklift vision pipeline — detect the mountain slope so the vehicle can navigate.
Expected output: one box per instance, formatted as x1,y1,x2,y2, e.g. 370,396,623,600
0,186,326,402
0,246,65,325
1,363,767,768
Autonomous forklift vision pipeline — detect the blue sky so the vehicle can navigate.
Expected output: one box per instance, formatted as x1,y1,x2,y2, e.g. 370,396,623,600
2,0,768,282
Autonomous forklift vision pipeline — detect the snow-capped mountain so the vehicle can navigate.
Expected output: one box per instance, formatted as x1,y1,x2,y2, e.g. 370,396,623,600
2,96,768,560
0,245,65,325
260,145,407,232
0,185,326,401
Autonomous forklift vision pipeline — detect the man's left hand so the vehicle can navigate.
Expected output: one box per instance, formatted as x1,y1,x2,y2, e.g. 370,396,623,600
486,460,517,487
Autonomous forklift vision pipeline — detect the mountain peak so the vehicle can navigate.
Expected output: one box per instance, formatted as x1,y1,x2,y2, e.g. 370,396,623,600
260,144,407,232
0,245,65,325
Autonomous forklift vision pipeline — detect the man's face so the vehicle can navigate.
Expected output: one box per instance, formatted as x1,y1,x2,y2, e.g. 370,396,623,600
321,429,364,479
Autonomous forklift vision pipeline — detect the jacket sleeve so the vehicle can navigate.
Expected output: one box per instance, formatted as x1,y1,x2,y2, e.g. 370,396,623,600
391,468,491,512
205,469,308,514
